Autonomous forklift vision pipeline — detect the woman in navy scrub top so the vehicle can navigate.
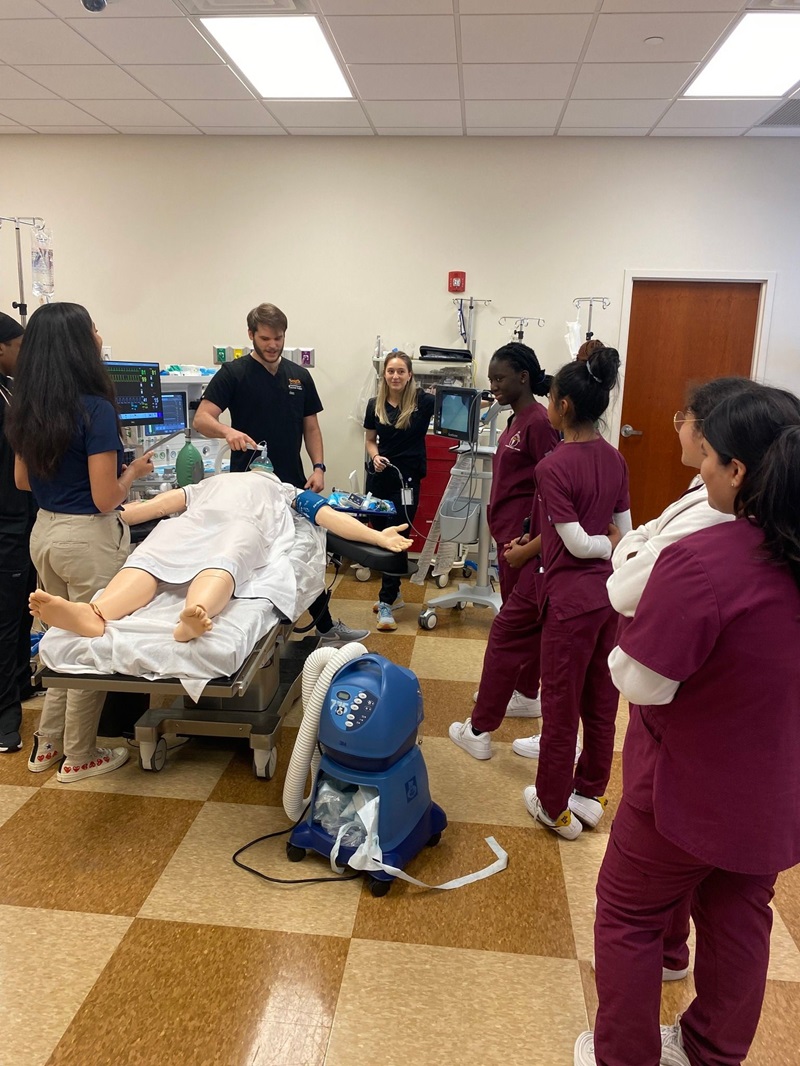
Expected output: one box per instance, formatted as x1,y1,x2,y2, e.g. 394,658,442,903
6,303,154,784
576,385,800,1066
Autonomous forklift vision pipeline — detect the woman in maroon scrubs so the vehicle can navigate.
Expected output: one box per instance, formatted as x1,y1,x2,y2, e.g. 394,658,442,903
576,385,800,1066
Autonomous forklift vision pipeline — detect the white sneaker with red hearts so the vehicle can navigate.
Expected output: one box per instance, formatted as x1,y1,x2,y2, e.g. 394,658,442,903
28,732,63,773
56,746,129,783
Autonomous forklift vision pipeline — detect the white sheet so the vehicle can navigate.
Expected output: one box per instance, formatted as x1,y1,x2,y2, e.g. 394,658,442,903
39,507,327,701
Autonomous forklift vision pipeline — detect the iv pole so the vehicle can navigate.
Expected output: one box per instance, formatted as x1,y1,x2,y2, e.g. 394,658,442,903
498,315,545,342
573,296,610,342
0,215,45,325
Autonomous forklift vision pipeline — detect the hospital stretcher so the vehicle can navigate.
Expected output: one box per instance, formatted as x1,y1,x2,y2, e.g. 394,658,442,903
38,531,417,779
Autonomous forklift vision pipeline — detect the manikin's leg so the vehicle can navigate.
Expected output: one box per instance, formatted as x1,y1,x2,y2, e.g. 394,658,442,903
30,569,160,637
173,569,235,642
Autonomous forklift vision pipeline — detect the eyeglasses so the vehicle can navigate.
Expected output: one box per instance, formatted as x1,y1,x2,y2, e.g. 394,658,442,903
673,411,704,433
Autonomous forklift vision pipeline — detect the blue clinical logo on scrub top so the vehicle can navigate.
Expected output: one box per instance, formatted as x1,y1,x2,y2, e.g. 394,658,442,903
405,777,418,802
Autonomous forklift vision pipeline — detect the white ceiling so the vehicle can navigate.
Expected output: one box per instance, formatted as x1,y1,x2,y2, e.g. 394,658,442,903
0,0,799,137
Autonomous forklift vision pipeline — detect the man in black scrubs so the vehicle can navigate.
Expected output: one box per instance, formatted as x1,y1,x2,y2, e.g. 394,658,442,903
0,313,37,753
194,302,368,646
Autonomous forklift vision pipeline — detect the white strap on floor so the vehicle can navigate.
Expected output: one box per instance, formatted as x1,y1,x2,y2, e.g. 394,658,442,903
329,793,508,890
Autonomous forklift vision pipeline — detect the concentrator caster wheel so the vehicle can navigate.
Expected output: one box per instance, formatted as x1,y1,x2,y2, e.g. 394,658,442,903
286,843,306,863
435,573,449,589
355,567,371,582
418,608,438,631
138,737,167,772
462,567,472,579
252,748,277,780
368,876,392,898
426,831,442,848
453,601,467,611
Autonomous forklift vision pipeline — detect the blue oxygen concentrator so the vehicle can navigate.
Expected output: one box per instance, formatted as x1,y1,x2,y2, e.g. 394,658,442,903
287,654,447,896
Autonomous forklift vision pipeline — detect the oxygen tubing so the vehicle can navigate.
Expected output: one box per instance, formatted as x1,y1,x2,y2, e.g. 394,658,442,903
282,642,368,821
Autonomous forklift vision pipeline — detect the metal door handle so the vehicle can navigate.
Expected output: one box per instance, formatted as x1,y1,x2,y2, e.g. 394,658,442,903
620,424,643,438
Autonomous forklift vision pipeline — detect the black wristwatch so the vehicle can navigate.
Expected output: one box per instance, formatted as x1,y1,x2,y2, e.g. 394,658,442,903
313,463,326,473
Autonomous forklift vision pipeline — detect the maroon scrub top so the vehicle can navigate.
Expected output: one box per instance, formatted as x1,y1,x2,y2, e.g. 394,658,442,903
620,518,800,875
487,401,559,545
535,437,630,621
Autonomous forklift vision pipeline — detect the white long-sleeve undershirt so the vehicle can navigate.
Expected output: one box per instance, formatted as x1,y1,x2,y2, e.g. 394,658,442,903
554,510,633,560
608,645,680,705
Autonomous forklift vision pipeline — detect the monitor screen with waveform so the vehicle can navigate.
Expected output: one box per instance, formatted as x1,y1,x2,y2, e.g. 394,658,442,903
105,361,163,426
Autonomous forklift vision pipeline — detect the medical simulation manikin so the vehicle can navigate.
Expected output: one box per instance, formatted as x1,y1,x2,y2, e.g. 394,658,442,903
29,467,412,643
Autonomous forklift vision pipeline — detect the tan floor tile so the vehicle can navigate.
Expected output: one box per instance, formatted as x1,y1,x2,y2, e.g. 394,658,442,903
326,939,587,1066
0,904,132,1066
767,904,800,982
352,821,575,958
39,739,232,801
410,636,487,682
47,918,348,1066
140,801,362,937
0,698,53,788
418,599,496,640
421,735,544,827
559,832,608,962
614,697,630,752
0,790,201,915
774,864,800,955
746,980,800,1064
0,783,36,828
330,571,427,605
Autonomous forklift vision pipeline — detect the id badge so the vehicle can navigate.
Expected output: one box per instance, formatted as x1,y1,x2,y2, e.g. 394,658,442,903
401,486,414,506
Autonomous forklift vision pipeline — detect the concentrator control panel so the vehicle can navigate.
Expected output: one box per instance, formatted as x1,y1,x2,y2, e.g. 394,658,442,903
330,688,377,731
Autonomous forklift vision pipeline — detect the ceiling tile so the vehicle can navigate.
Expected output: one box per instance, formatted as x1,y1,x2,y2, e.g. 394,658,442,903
461,1,595,10
122,64,254,100
348,64,459,100
199,127,287,135
584,13,733,63
267,100,370,126
0,126,36,133
286,127,375,135
460,14,592,63
463,63,574,100
745,126,800,137
167,99,277,126
77,99,191,126
16,64,155,99
0,112,23,125
0,20,112,64
651,127,746,136
0,98,103,124
65,17,220,65
571,61,697,99
601,1,739,11
318,0,452,11
377,126,462,135
557,126,650,135
44,0,182,14
326,16,457,63
466,127,555,135
465,99,563,126
113,126,201,134
0,67,57,99
29,125,117,133
0,1,55,16
561,98,667,126
363,100,462,126
658,98,778,127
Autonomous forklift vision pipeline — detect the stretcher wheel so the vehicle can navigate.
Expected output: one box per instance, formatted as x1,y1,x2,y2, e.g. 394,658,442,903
138,737,167,773
253,747,277,780
368,876,392,898
355,567,371,582
418,609,438,631
286,843,306,863
462,567,472,579
426,831,442,848
435,573,449,589
454,601,467,611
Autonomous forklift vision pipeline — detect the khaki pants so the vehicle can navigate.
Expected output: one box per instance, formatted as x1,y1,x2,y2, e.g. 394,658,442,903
30,510,130,761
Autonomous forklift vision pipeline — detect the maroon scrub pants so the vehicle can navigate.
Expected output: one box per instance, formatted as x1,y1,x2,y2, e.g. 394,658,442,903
594,800,776,1066
471,560,542,733
534,602,618,818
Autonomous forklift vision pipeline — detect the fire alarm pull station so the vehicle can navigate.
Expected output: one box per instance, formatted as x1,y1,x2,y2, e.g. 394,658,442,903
448,271,466,293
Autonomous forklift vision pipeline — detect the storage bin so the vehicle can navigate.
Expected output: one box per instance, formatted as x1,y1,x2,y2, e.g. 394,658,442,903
439,497,480,544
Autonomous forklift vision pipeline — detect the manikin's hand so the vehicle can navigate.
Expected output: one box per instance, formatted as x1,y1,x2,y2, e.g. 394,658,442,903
305,470,325,493
226,429,259,452
376,524,413,552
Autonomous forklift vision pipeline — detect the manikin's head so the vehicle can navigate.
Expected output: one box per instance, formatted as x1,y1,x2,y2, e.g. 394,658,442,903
0,313,25,376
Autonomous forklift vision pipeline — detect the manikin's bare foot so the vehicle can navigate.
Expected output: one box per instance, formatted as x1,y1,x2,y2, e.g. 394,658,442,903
173,604,213,642
29,590,105,638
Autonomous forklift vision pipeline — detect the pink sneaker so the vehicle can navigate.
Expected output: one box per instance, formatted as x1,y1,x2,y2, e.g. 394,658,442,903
28,732,63,773
56,746,129,783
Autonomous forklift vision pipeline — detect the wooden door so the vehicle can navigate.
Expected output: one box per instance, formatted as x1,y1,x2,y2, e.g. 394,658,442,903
618,279,761,524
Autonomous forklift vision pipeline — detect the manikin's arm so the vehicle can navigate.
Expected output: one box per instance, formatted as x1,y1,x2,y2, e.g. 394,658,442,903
307,500,412,552
120,488,187,525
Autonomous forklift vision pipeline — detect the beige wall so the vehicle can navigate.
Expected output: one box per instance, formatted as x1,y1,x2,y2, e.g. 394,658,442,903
1,133,798,490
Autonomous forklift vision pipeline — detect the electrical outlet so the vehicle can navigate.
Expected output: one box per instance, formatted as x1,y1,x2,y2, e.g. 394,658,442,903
101,345,112,359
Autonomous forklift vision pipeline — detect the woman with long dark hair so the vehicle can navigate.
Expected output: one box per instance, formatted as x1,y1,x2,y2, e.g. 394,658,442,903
6,302,153,783
576,385,800,1066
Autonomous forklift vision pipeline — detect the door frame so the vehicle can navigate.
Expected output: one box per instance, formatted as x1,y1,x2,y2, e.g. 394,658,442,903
608,268,777,445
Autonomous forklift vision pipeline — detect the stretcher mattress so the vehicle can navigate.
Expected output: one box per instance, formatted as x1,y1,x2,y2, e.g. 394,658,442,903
38,510,326,701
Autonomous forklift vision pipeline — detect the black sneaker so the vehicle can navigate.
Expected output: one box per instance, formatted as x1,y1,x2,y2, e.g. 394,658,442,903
0,733,23,754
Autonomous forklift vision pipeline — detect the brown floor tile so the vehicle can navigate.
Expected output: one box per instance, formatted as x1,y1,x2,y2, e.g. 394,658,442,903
208,726,300,806
774,864,800,956
419,677,542,743
0,697,52,788
46,918,348,1066
352,821,576,958
0,783,36,828
0,789,201,915
410,635,487,682
330,571,427,605
356,632,416,667
746,979,800,1064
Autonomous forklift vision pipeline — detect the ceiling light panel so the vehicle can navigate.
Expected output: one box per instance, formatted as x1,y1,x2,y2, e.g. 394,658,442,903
685,12,800,96
202,16,352,97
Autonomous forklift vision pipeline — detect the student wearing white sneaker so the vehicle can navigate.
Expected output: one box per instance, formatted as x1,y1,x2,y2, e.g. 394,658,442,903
364,352,434,632
576,386,800,1066
449,343,559,759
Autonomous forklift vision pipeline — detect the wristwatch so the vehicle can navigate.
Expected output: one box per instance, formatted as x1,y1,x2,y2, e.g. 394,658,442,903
313,463,326,472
